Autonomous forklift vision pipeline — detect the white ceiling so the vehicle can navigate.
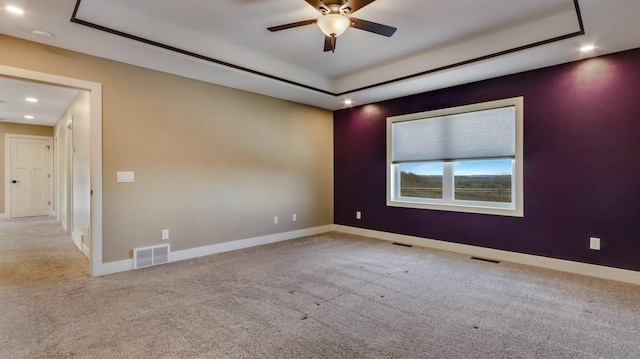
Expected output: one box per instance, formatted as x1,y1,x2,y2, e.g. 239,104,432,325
1,0,640,113
0,76,78,126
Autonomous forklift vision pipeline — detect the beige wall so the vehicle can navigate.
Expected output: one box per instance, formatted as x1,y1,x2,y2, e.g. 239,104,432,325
0,122,53,214
0,35,334,262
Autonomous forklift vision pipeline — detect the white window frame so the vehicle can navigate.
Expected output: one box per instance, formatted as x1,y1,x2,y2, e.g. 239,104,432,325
387,97,524,217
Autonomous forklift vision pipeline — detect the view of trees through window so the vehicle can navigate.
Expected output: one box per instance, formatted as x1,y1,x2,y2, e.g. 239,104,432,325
400,172,443,199
453,174,511,202
400,160,512,203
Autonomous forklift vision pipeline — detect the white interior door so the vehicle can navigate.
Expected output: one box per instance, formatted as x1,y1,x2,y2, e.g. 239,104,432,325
10,136,53,218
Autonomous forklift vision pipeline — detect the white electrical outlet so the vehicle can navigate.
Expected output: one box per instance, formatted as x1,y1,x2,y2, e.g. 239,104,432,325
274,216,278,224
162,229,169,240
292,214,297,221
356,211,361,220
590,237,601,250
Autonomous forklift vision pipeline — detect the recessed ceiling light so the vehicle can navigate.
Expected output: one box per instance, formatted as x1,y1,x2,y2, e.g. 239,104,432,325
25,97,38,103
580,44,595,53
5,6,24,15
24,115,34,119
343,99,353,106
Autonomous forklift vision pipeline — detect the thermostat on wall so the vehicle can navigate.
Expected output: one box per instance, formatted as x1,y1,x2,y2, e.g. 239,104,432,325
117,171,135,183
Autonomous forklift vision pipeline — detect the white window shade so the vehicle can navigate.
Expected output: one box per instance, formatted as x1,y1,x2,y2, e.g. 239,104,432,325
392,106,516,162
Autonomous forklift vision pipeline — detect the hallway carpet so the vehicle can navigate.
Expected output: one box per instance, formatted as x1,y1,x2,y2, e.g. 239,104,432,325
0,216,88,286
1,220,639,358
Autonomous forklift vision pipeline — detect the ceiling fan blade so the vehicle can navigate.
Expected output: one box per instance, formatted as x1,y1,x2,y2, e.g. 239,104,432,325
323,35,336,52
349,17,397,37
304,0,329,13
341,0,376,14
268,19,316,32
323,35,332,51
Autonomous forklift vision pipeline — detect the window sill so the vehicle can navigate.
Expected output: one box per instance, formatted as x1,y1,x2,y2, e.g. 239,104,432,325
387,199,523,217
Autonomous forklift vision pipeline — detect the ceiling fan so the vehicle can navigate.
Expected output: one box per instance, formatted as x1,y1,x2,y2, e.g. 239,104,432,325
267,0,397,53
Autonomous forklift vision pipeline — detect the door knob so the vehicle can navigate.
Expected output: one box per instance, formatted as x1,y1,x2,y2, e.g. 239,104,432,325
11,180,19,183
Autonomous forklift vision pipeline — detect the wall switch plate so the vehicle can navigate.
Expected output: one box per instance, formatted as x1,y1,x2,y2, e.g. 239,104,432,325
292,214,297,221
356,211,361,220
117,171,135,183
590,237,601,250
274,216,278,224
162,229,169,240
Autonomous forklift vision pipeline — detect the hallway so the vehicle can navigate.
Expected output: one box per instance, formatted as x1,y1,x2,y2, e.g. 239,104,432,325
0,216,89,286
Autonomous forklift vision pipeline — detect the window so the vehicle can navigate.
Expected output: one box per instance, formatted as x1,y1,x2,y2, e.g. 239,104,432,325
387,97,523,216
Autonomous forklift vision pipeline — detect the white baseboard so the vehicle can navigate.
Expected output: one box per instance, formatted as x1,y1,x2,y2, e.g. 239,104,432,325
93,225,334,277
97,258,132,276
0,212,7,219
91,223,640,285
71,229,83,251
334,225,640,286
82,243,90,258
169,225,333,262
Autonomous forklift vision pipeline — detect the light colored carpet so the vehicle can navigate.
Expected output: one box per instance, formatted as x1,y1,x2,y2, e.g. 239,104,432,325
1,218,640,358
0,216,89,285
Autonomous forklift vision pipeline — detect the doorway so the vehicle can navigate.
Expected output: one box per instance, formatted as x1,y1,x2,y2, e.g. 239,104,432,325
0,64,103,276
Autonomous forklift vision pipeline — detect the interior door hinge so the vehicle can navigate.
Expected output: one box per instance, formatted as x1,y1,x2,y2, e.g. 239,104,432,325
48,173,51,178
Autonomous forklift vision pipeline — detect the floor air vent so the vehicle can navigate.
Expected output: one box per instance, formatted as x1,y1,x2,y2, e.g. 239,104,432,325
471,256,500,264
133,244,170,269
392,242,413,247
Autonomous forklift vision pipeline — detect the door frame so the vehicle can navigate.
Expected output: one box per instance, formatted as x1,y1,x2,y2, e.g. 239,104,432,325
64,118,74,233
5,134,54,218
0,64,104,277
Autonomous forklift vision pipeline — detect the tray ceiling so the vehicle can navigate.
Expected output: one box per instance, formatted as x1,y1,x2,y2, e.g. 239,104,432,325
1,0,640,111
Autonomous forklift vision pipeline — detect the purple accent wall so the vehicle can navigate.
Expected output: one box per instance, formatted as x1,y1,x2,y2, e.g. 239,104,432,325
334,47,640,272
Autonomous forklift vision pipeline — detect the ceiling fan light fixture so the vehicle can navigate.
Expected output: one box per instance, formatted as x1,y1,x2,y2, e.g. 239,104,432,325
317,13,350,37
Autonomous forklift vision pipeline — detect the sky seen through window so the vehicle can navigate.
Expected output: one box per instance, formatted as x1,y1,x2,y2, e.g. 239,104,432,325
401,159,512,176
